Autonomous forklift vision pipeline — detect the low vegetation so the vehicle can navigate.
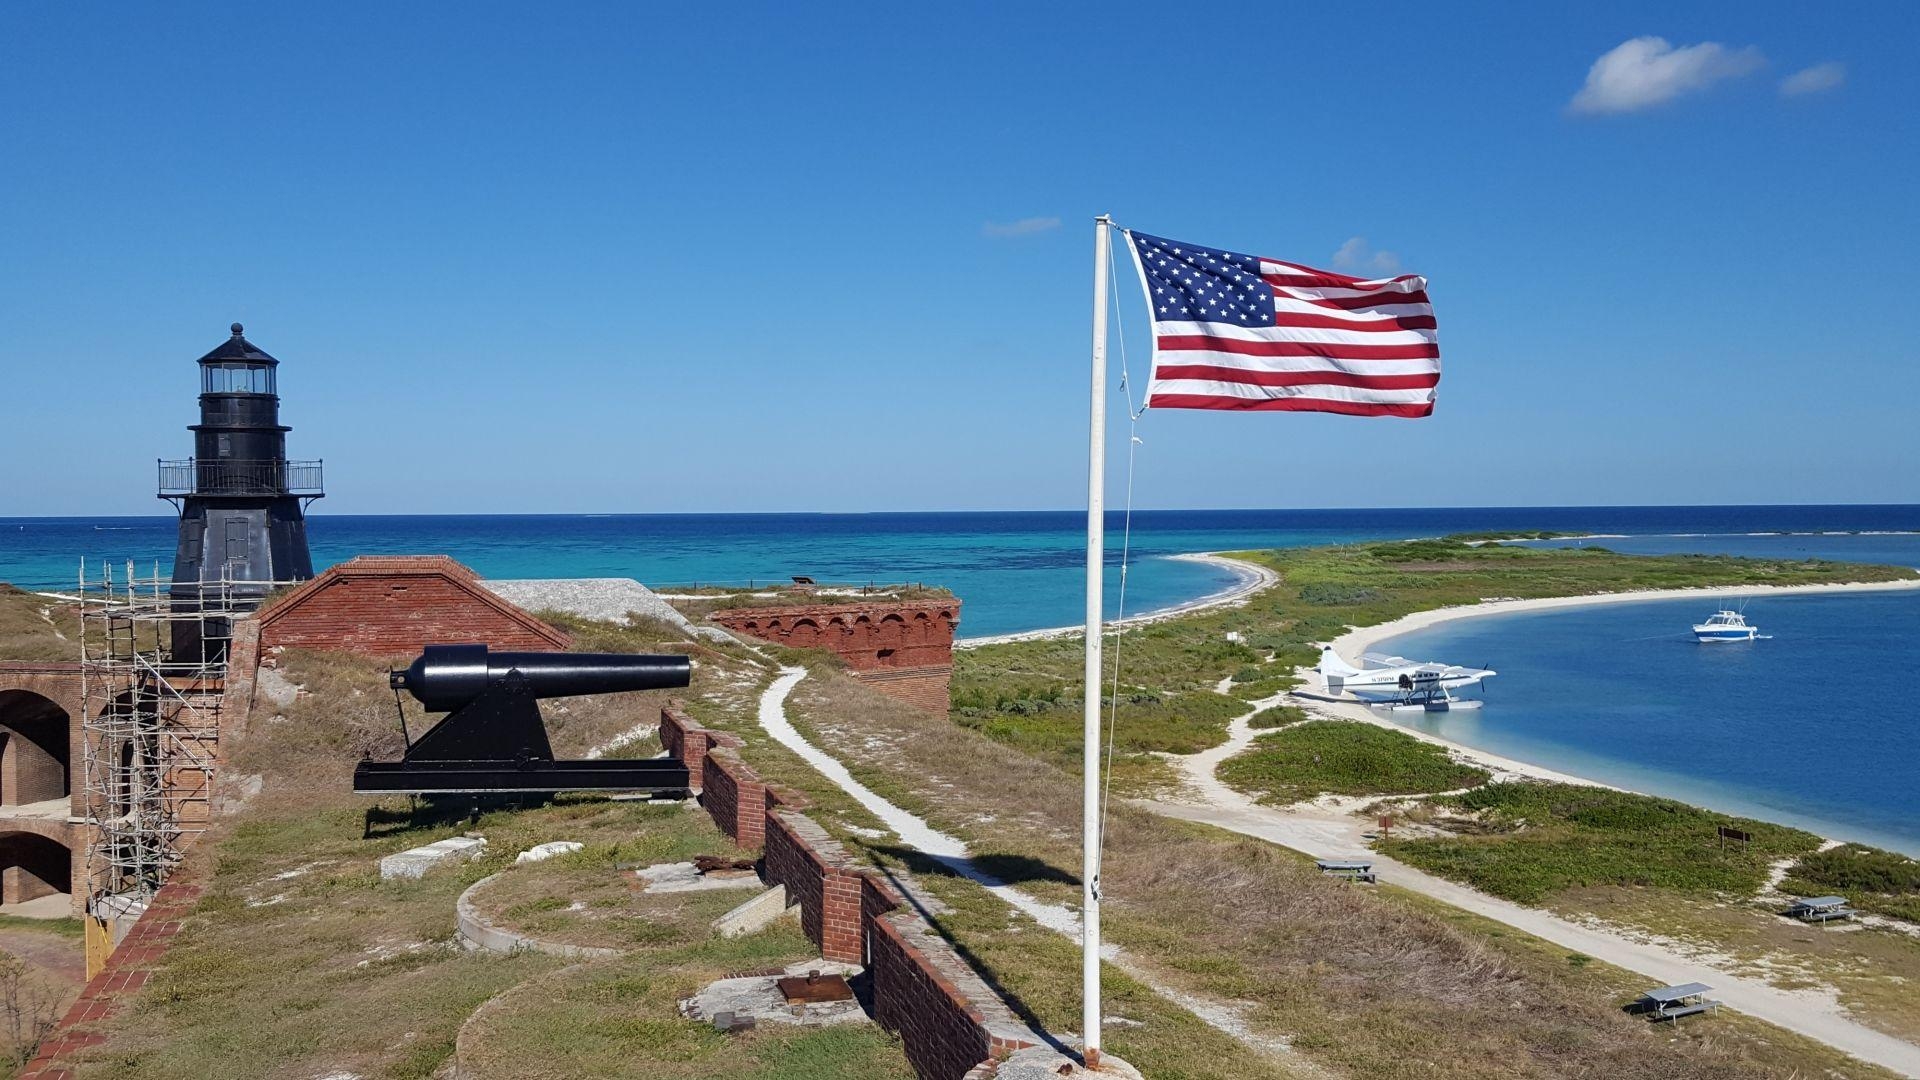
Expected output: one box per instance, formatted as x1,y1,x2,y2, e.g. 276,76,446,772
1783,844,1920,923
1383,782,1823,906
1220,720,1490,805
0,584,82,663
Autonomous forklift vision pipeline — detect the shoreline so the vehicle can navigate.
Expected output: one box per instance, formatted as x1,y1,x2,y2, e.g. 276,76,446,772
953,552,1277,648
1332,576,1920,659
1300,576,1920,843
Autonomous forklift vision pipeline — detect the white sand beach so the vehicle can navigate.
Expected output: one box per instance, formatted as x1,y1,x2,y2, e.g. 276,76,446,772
953,551,1277,648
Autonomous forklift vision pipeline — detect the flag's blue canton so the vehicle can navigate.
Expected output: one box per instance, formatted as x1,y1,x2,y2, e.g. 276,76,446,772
1130,231,1272,328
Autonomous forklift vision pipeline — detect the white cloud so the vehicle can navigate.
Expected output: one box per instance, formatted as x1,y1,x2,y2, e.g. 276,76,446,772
1781,61,1846,97
982,216,1061,238
1331,237,1400,276
1568,36,1765,115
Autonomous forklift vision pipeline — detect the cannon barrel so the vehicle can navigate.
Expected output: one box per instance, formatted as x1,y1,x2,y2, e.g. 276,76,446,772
391,643,691,713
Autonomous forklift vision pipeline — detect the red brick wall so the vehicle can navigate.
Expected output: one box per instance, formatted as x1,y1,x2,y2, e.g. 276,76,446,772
848,665,952,714
763,810,864,964
869,910,1037,1080
257,555,569,658
658,702,739,792
655,706,1040,1078
708,599,959,714
700,750,765,850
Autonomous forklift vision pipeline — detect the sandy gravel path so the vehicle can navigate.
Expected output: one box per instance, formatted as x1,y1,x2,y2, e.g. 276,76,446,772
1143,700,1920,1078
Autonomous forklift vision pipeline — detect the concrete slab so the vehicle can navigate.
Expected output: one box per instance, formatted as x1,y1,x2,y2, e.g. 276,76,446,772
515,840,583,865
0,894,74,920
713,885,794,938
680,959,869,1030
994,1045,1143,1079
635,861,763,894
380,835,487,881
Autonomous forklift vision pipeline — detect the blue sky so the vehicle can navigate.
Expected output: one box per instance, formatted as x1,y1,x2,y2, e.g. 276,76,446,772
2,3,1915,515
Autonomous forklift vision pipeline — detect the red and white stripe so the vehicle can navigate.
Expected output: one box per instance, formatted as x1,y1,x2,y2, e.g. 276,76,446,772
1133,246,1440,418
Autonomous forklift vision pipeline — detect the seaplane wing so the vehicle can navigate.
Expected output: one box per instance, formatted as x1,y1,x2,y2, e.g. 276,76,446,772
1318,646,1495,702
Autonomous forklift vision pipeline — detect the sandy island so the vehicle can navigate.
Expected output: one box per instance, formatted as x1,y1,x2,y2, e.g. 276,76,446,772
953,551,1278,648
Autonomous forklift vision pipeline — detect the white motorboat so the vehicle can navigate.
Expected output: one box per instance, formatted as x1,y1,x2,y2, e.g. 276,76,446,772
1692,609,1758,643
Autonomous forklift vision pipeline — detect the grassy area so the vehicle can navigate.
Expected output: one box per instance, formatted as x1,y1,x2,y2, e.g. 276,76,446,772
1783,845,1920,923
1244,703,1306,729
765,662,1890,1078
1219,720,1489,805
68,639,914,1080
0,584,82,663
1382,782,1823,905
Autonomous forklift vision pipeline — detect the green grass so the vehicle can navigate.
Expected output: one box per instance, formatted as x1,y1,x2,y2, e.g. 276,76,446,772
1383,782,1824,905
1781,844,1920,923
1219,720,1488,805
0,914,84,938
1245,704,1306,730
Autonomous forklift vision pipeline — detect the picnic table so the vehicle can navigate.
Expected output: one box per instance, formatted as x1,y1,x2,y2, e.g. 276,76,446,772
1784,895,1857,923
1315,858,1377,884
1634,982,1722,1022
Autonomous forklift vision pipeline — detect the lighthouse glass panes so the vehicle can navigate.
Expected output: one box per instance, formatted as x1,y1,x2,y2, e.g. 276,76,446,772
201,362,275,395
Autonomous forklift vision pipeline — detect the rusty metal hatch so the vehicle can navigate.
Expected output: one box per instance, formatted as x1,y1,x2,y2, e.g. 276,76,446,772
775,970,853,1005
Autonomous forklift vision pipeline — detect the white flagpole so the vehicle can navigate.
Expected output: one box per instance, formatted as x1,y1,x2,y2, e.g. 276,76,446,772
1082,212,1112,1069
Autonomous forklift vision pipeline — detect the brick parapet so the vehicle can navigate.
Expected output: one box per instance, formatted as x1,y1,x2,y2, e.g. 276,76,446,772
763,808,865,964
869,907,1040,1080
655,697,1042,1080
19,864,208,1080
707,598,960,714
256,555,570,658
699,749,765,850
658,701,740,792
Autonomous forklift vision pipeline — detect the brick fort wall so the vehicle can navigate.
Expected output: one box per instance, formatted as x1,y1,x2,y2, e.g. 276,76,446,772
257,555,569,658
708,599,960,714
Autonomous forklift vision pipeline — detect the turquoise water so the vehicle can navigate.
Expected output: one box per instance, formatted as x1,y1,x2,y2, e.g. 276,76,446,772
1377,580,1920,855
5,506,1917,638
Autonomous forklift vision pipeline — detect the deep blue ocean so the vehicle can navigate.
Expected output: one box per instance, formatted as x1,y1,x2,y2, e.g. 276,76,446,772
4,504,1918,850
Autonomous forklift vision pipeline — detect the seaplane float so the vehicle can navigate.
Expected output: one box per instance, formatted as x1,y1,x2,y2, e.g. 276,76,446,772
1317,647,1496,711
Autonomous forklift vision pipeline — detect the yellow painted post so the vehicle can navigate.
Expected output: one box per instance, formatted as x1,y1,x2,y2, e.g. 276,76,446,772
83,914,111,980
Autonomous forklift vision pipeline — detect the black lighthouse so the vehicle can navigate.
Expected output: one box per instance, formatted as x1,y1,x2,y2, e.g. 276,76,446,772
159,323,323,660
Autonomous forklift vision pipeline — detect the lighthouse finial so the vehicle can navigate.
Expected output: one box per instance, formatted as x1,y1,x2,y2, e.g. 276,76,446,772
231,322,244,337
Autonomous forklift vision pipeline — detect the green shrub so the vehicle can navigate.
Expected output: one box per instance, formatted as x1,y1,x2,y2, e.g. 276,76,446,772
1219,720,1488,805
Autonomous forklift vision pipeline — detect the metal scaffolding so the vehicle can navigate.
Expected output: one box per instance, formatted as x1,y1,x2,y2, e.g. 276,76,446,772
74,559,287,916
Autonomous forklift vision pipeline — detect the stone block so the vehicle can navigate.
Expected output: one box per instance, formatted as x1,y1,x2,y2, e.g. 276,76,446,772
713,884,794,938
379,835,487,881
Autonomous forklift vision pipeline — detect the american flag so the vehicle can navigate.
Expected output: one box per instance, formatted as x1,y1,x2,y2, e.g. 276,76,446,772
1123,230,1439,417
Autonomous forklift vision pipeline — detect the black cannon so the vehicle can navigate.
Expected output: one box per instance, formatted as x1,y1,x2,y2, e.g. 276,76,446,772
352,643,694,796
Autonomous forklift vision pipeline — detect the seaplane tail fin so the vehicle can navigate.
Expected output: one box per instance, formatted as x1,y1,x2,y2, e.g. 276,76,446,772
1318,647,1360,679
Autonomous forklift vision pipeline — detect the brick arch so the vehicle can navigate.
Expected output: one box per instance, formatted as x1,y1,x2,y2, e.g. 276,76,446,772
0,689,70,806
0,667,84,813
0,828,72,905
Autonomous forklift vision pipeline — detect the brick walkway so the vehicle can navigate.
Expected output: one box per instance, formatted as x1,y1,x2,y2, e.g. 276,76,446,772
19,878,204,1080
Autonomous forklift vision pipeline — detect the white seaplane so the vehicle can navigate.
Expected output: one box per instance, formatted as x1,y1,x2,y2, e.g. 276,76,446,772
1317,647,1496,711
